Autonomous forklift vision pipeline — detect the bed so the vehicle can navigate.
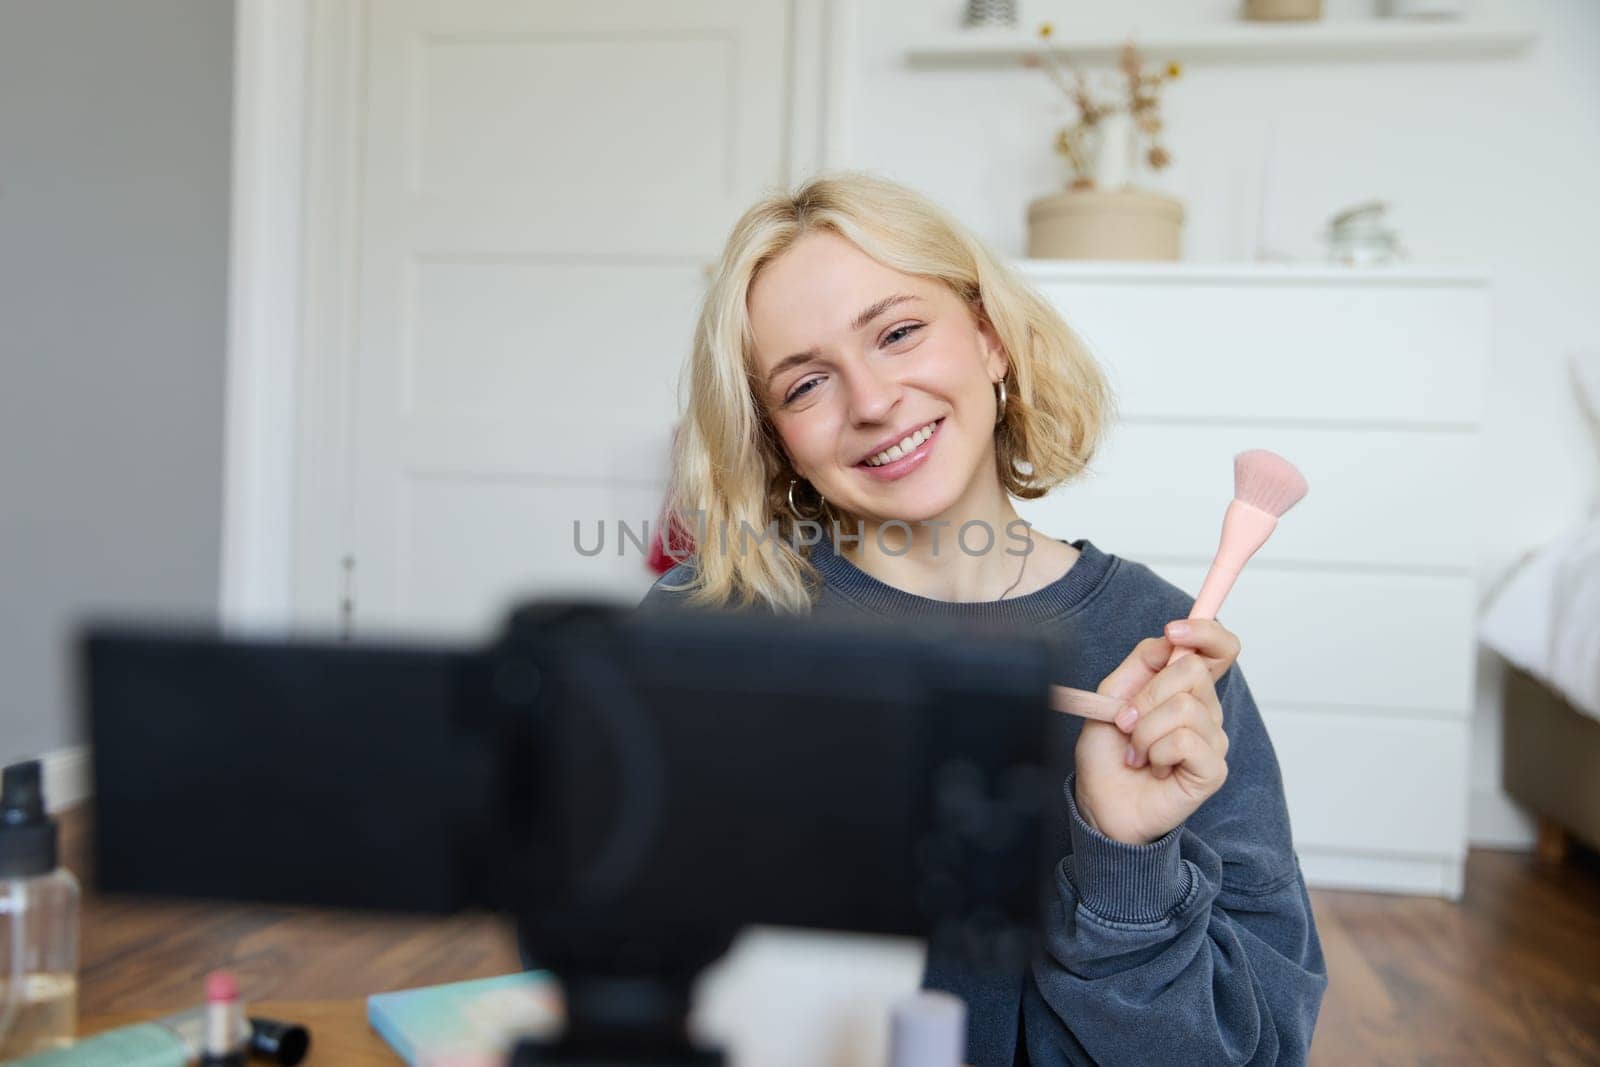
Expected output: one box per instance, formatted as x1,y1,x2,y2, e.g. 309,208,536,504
1480,352,1600,859
1502,663,1600,858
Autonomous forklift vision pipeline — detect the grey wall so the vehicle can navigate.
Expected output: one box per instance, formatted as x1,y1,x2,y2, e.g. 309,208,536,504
0,0,233,766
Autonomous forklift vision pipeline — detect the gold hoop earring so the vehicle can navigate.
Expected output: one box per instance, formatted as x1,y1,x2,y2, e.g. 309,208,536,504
995,377,1009,424
788,478,825,520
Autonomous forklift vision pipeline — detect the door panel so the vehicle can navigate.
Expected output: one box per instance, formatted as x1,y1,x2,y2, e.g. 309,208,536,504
348,0,791,635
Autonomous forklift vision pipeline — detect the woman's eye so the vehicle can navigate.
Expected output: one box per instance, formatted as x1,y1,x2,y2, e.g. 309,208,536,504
785,377,821,404
883,323,923,346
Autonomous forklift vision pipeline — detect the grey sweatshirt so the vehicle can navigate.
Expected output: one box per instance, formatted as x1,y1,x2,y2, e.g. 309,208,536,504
640,536,1328,1066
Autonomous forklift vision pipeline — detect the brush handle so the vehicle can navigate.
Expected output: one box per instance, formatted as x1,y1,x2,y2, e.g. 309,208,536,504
1166,498,1280,666
1049,686,1125,723
1051,500,1287,720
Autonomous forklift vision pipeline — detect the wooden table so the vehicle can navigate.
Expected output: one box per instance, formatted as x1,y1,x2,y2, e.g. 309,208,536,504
82,999,400,1066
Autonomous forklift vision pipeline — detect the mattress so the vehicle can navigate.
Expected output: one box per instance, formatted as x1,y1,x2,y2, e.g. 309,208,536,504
1481,519,1600,722
1480,350,1600,720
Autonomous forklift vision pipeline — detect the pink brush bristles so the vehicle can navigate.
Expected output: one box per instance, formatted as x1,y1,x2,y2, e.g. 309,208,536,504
1233,449,1309,519
1185,448,1307,623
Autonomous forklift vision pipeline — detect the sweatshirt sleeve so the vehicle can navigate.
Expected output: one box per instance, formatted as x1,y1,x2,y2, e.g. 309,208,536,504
638,561,700,612
1022,666,1329,1066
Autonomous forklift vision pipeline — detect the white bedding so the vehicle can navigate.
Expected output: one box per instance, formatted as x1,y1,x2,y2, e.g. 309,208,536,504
1550,522,1600,718
1478,349,1600,721
1480,521,1600,721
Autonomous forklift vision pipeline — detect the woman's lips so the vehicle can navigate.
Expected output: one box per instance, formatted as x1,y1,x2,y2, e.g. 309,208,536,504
855,419,943,482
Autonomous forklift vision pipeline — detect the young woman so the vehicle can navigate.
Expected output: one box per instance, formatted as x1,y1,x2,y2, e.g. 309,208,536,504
641,173,1327,1065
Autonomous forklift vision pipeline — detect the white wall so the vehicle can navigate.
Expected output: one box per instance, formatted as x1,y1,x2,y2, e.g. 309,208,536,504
0,0,234,776
841,0,1600,848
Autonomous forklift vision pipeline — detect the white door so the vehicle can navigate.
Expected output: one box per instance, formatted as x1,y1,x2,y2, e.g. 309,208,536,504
296,5,926,1064
337,0,796,638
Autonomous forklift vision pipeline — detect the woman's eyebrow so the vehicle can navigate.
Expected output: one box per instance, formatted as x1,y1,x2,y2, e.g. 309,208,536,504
764,294,923,389
849,292,920,332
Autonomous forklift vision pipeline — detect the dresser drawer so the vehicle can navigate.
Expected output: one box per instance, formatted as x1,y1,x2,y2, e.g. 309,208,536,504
1046,560,1478,715
1158,562,1475,715
1027,266,1490,425
1264,708,1469,859
1017,422,1482,569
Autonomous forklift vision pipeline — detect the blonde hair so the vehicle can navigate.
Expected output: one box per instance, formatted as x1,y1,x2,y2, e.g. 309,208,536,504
662,172,1113,613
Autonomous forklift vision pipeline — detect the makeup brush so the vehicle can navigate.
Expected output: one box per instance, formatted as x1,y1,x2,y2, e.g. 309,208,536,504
1050,449,1309,722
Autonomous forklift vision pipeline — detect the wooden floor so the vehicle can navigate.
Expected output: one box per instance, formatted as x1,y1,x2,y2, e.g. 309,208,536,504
63,809,1600,1065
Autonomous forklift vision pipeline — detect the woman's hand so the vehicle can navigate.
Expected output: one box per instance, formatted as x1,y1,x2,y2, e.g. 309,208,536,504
1072,620,1240,846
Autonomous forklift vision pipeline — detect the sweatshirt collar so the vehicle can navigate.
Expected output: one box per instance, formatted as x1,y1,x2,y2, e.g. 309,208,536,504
806,534,1115,624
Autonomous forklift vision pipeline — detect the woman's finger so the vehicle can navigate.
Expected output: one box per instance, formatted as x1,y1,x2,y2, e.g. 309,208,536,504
1095,636,1174,703
1146,726,1228,786
1115,653,1217,733
1126,692,1228,769
1163,618,1241,679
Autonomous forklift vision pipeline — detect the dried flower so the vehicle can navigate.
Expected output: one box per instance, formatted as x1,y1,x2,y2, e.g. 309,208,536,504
1029,37,1180,188
1119,43,1140,78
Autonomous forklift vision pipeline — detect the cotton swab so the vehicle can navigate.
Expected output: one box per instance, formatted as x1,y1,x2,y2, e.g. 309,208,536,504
1050,448,1309,717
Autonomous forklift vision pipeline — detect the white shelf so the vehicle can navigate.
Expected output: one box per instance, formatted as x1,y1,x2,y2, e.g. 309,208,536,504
906,20,1535,65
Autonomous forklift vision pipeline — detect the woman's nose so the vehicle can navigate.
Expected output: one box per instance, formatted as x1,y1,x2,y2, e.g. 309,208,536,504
842,362,900,425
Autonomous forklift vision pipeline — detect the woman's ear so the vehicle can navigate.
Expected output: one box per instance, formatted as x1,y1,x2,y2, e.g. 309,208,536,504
975,310,1009,382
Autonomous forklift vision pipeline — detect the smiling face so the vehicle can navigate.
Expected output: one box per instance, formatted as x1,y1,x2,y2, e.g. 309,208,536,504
748,229,1008,528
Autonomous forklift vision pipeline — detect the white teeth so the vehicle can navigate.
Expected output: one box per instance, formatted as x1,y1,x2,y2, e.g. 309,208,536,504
864,420,939,467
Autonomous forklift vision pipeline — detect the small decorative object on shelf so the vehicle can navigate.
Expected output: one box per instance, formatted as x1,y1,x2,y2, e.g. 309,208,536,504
1023,25,1184,260
1382,0,1467,17
962,0,1018,29
1324,201,1408,266
1244,0,1324,21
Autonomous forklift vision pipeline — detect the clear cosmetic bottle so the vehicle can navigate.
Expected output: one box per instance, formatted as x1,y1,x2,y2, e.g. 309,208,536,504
0,759,81,1059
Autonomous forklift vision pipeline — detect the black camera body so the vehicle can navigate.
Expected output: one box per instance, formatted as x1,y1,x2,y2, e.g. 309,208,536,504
86,601,1060,1064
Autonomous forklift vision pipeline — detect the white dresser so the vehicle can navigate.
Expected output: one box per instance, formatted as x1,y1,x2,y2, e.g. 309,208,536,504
1016,262,1490,899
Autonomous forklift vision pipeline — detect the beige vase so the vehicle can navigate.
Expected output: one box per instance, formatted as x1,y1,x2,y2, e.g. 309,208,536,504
1244,0,1323,19
1025,188,1184,261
